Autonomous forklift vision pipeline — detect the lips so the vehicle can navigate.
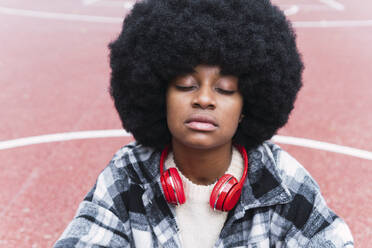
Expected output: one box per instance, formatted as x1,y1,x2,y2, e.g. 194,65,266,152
185,114,218,131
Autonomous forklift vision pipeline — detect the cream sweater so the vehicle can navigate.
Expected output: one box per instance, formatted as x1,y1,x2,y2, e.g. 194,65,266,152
164,147,244,248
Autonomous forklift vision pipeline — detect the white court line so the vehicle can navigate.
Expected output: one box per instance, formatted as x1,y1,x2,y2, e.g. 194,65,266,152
0,6,123,23
1,6,372,28
82,0,102,6
93,1,134,8
271,136,372,161
293,20,372,28
318,0,345,11
0,130,131,150
284,5,299,16
1,130,372,161
124,2,134,9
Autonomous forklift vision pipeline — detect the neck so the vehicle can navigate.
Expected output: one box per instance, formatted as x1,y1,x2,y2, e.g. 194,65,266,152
171,139,233,185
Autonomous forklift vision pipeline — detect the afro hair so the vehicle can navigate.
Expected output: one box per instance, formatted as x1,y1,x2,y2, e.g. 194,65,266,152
109,0,304,151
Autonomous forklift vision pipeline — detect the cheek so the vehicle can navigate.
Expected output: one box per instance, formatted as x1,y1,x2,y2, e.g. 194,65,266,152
222,99,243,130
166,94,183,131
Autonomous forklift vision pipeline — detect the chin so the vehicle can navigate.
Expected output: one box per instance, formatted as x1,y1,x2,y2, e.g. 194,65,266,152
176,135,230,150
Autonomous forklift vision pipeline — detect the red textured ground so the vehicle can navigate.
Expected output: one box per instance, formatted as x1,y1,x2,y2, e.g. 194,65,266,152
0,0,371,247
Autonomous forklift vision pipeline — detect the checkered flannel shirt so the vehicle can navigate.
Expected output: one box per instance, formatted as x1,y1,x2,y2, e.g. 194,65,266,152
54,141,354,247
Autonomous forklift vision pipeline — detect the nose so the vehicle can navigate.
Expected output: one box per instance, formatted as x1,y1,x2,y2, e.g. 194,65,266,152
192,86,216,110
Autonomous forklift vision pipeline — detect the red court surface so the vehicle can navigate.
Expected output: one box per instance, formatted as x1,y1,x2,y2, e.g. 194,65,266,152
0,0,371,247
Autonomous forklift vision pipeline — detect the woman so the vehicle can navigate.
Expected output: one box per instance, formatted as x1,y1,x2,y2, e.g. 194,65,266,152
54,0,353,247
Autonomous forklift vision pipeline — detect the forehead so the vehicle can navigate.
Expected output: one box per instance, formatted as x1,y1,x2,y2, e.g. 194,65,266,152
193,64,220,74
179,64,233,79
192,65,239,83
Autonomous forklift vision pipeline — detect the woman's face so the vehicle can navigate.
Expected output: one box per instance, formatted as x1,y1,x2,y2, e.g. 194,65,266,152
166,64,243,149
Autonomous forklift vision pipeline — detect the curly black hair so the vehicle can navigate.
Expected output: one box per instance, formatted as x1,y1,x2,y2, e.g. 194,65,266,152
109,0,304,151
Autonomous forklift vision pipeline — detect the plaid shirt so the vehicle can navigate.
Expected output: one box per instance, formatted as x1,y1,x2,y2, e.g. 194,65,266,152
54,141,354,247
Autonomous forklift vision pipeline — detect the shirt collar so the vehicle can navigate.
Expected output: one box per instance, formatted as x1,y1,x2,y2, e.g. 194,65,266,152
234,142,293,216
133,141,292,246
133,141,292,210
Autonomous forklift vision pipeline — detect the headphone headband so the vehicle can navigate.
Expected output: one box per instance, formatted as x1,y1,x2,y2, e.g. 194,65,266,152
160,144,248,211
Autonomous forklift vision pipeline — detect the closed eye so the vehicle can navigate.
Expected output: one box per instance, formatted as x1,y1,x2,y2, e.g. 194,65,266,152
175,85,196,91
216,88,235,95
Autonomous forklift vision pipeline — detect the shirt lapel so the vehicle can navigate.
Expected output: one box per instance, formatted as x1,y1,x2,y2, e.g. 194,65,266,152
139,148,182,248
142,179,182,248
239,142,292,212
217,142,293,246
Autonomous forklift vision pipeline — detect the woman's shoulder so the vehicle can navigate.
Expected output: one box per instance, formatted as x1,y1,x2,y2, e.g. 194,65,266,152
110,141,156,166
260,140,320,190
104,141,160,184
259,142,354,246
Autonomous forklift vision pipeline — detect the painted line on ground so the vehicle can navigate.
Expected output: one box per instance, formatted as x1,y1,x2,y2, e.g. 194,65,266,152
318,0,345,11
284,5,299,16
0,130,131,150
293,20,372,28
1,6,372,28
1,130,371,161
82,0,102,6
94,1,135,8
0,6,123,23
271,136,372,160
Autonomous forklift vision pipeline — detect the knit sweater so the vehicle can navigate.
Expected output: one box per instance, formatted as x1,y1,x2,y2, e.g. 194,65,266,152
164,147,244,248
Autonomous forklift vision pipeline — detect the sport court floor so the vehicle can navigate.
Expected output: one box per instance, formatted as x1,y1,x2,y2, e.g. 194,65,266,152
0,0,371,247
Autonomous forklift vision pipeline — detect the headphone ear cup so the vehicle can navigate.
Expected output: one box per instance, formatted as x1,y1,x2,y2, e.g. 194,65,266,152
160,171,172,203
210,174,238,211
222,184,242,211
160,168,186,205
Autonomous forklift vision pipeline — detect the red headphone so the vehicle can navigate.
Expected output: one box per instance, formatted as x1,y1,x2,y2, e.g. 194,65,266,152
160,144,248,211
